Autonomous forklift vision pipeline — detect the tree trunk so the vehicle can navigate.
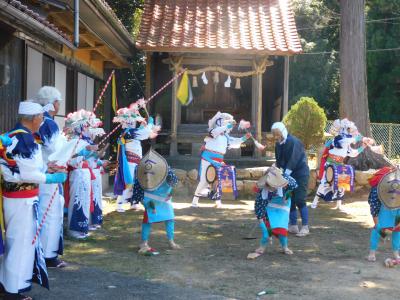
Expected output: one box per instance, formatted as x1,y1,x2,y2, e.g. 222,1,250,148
345,142,392,171
339,0,371,136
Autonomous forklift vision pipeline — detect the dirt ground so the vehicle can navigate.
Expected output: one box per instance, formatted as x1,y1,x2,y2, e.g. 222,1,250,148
33,191,400,299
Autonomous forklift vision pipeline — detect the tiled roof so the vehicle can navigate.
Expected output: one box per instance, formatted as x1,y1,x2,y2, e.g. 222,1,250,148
7,0,71,42
136,0,302,55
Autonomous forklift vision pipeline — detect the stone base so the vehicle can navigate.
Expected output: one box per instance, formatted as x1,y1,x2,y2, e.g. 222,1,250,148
171,167,377,199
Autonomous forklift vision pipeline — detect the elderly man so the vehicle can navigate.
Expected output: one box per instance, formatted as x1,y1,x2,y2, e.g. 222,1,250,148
0,101,67,300
33,86,67,268
271,122,310,237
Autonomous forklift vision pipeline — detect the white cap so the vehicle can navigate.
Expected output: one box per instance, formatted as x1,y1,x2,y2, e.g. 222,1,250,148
18,101,44,115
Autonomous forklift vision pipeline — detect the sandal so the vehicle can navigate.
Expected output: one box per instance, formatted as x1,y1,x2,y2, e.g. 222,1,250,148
282,248,293,255
138,247,159,256
46,258,68,268
247,247,265,259
365,254,376,262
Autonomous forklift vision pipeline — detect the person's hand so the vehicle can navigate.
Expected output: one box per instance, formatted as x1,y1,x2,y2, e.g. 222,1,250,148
86,145,98,151
102,160,110,168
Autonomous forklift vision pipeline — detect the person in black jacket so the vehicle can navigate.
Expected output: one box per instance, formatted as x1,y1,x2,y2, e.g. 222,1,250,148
271,122,310,237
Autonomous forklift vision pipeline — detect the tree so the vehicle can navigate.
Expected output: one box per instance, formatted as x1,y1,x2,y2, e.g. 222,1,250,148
283,97,327,150
289,0,340,119
366,0,400,123
107,0,145,107
339,0,371,136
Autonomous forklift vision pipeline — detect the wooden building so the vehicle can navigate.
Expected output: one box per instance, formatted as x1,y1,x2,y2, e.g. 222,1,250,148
136,0,302,168
0,0,135,132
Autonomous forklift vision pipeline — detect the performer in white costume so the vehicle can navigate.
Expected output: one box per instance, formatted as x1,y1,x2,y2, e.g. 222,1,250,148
191,112,250,208
63,110,98,239
0,101,67,300
33,86,67,268
113,102,160,212
87,117,107,230
311,119,370,210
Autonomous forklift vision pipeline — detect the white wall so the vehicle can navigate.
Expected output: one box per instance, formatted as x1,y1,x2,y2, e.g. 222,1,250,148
54,61,67,128
26,47,43,99
77,72,87,110
77,72,95,110
86,76,94,110
54,61,66,115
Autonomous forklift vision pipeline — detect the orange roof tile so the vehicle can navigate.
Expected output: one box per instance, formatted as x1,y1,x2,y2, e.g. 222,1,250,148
136,0,302,55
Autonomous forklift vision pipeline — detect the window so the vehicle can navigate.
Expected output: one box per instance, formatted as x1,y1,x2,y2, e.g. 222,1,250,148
42,54,55,86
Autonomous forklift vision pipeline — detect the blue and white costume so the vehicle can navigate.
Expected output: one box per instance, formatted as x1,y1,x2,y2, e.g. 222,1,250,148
133,168,179,254
254,173,297,252
63,110,98,239
113,105,159,212
0,102,66,296
34,86,67,263
312,119,364,210
87,124,106,229
192,112,248,208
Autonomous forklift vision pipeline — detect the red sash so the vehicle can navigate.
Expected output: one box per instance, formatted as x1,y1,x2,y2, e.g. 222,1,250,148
2,188,39,198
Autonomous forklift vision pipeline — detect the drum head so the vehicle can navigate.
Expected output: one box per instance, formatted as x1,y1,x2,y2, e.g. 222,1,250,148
378,169,400,209
325,165,335,184
206,165,217,184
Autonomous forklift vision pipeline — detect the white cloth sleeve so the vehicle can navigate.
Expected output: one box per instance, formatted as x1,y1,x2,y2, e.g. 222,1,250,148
14,152,46,184
210,126,229,138
68,156,84,168
135,125,152,141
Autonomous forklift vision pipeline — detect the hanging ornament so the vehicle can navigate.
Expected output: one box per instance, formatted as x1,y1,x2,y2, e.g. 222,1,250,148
201,72,208,85
235,77,241,89
224,75,231,88
213,72,219,84
192,75,198,87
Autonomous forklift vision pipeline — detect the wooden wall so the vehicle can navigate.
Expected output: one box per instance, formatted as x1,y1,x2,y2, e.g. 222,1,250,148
0,31,24,132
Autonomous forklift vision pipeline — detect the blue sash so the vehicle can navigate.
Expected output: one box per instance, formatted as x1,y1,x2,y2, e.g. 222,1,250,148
143,182,174,223
378,204,400,229
266,197,291,230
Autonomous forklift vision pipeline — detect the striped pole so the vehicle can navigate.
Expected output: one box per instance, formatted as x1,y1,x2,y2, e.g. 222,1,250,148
96,69,186,146
98,124,122,146
145,68,186,104
93,70,115,113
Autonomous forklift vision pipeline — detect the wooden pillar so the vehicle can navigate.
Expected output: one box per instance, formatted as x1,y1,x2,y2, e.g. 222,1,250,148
145,53,152,100
282,56,289,117
170,69,180,156
252,72,263,158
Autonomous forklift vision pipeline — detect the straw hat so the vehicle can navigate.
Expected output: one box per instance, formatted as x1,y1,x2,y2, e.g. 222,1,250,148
137,149,168,191
257,166,288,189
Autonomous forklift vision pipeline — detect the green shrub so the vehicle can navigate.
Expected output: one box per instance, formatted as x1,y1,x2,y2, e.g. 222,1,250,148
283,97,327,150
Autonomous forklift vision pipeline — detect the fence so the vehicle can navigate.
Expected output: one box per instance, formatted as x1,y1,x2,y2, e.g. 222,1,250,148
325,121,400,159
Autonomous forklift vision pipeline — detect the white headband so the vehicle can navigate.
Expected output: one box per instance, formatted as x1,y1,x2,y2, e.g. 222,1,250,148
18,101,44,115
43,103,55,112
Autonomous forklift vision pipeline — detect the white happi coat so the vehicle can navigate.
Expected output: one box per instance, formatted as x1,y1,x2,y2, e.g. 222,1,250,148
38,112,67,259
0,125,47,293
194,125,244,198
